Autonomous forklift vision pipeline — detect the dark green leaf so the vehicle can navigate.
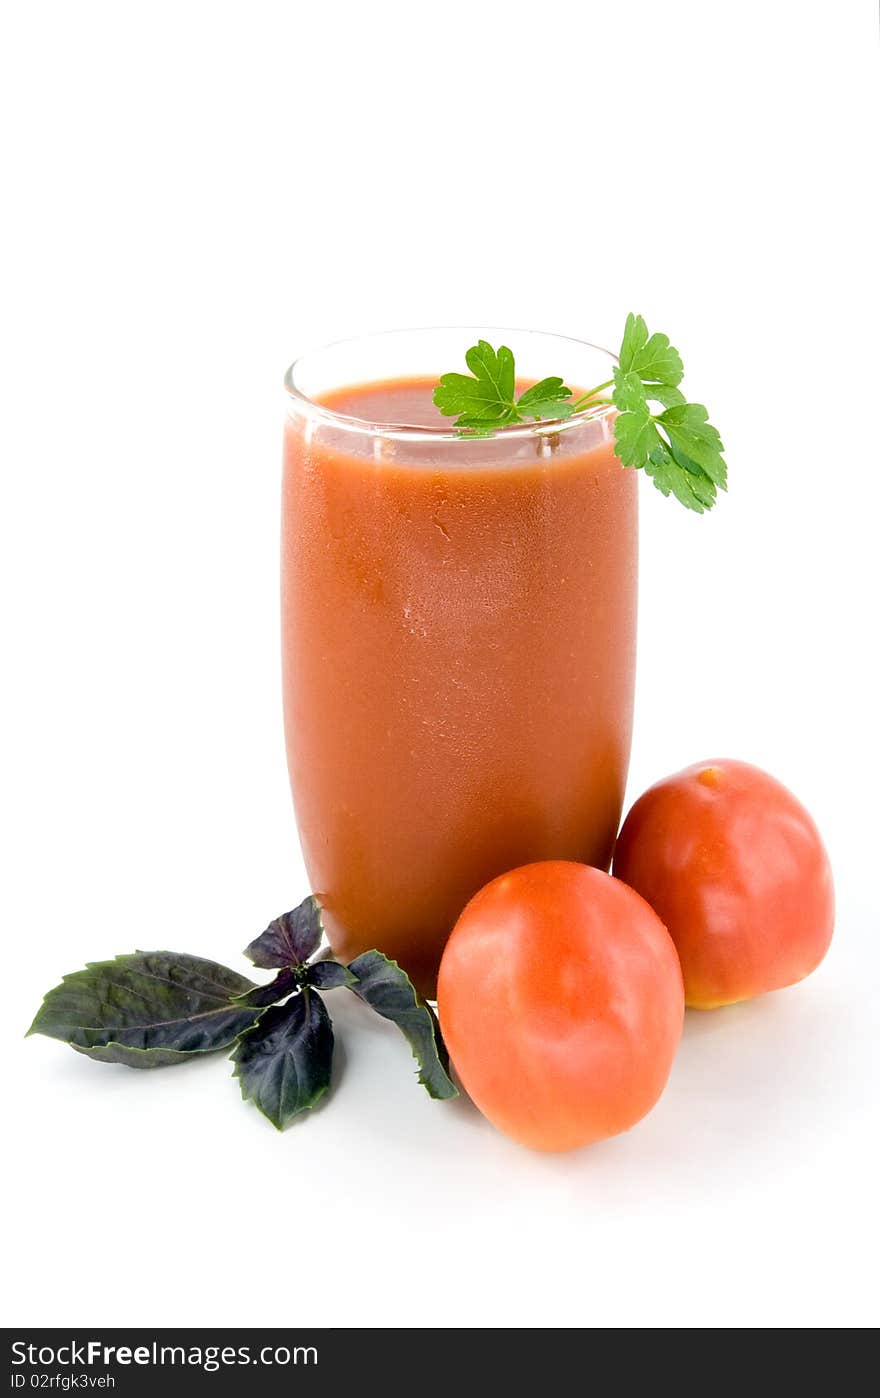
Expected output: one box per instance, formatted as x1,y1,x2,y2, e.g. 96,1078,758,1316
28,952,261,1067
70,1042,197,1069
231,989,334,1130
347,951,457,1100
244,896,323,969
307,960,359,990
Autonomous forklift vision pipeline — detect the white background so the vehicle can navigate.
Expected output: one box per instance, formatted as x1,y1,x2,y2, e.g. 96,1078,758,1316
2,0,878,1330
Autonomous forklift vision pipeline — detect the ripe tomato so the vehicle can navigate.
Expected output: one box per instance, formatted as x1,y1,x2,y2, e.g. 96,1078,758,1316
436,861,684,1152
613,759,834,1009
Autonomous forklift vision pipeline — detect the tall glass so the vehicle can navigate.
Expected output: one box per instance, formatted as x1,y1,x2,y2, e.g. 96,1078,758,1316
282,329,637,996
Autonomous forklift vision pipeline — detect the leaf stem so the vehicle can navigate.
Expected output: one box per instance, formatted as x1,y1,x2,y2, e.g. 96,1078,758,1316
571,379,615,411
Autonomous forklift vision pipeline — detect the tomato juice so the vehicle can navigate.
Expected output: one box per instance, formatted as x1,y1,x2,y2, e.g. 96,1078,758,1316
283,344,637,996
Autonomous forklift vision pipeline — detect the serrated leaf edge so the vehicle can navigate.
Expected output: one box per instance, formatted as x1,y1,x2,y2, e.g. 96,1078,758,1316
229,992,334,1131
349,951,458,1101
26,951,259,1044
243,895,327,971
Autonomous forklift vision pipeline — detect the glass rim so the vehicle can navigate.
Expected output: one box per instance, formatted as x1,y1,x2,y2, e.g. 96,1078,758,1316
283,326,618,443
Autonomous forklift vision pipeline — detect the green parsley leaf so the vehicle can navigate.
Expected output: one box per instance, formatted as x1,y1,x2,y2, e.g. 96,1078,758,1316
610,314,726,511
465,340,515,401
520,399,577,421
433,372,511,422
658,402,727,488
618,312,684,385
516,377,572,410
611,366,649,412
613,401,663,467
645,443,716,513
454,406,517,427
434,316,726,512
434,343,574,430
642,382,686,409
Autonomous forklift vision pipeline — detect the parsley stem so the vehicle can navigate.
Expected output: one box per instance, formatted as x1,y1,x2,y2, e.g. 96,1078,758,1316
571,379,614,411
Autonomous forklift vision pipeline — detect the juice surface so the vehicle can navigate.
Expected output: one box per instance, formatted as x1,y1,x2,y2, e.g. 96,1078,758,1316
282,378,637,996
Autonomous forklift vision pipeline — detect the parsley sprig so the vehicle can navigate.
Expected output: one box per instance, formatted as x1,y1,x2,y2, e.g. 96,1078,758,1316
434,314,727,512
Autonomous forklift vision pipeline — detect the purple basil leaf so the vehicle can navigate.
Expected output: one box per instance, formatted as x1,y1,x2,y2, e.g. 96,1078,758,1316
347,951,457,1100
230,989,334,1129
233,965,300,1008
307,960,358,991
244,895,323,969
27,952,262,1068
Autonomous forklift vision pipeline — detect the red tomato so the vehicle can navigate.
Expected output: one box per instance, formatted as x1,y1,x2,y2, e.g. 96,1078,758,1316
613,759,834,1009
437,861,684,1152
